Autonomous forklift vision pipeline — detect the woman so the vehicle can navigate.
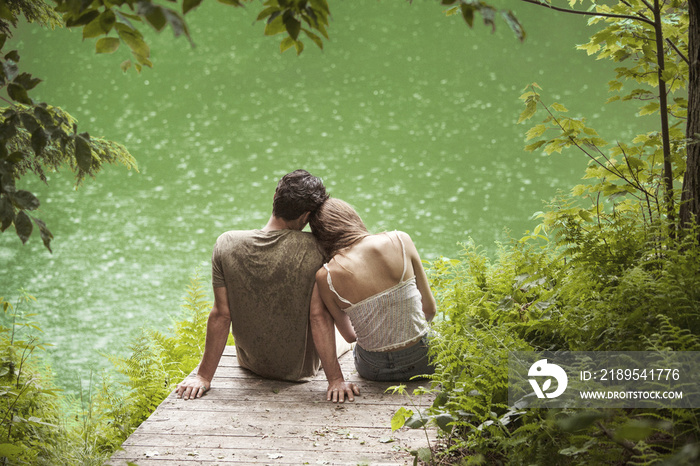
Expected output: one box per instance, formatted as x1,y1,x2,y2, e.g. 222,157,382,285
309,198,436,401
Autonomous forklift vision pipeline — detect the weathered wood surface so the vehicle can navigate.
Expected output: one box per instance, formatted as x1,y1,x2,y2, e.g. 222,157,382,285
107,346,436,465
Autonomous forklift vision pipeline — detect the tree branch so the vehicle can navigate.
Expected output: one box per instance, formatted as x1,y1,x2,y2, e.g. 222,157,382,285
519,0,656,27
666,38,690,65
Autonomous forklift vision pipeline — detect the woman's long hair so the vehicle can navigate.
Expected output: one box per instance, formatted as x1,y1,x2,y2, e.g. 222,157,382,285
310,198,370,260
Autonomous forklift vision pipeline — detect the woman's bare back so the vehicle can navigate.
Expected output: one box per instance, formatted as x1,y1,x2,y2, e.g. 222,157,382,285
325,232,415,307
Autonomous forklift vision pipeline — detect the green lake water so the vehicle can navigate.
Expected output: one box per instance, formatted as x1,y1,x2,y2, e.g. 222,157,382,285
1,1,649,394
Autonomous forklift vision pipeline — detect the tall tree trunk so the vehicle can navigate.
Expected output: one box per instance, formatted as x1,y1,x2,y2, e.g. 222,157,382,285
653,0,675,221
681,0,700,232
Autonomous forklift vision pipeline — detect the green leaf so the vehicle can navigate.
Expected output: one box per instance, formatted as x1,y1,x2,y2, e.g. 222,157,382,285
2,58,18,81
0,172,15,193
303,28,323,50
524,140,547,152
66,10,99,27
390,406,412,431
4,50,19,62
141,4,167,32
559,440,595,456
525,124,547,141
572,184,588,196
280,36,295,53
435,413,455,433
556,411,605,432
132,52,153,68
460,4,475,27
501,10,525,41
30,128,48,155
96,37,120,54
75,135,93,171
82,18,105,39
183,0,204,15
14,210,32,244
163,9,191,40
33,217,52,252
13,73,41,91
19,113,39,133
256,6,277,22
7,151,24,163
518,100,538,124
117,25,150,58
265,15,286,36
27,416,58,428
551,102,568,112
608,80,623,92
0,197,14,232
7,83,31,104
114,11,137,30
480,5,496,31
283,11,301,41
639,102,660,116
12,191,40,211
578,209,593,222
120,59,132,73
99,9,116,33
309,0,330,14
626,156,646,170
0,443,23,459
614,420,656,442
577,41,600,55
404,414,428,429
415,447,432,463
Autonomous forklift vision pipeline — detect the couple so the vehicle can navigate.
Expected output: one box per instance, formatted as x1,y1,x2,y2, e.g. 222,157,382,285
175,170,436,403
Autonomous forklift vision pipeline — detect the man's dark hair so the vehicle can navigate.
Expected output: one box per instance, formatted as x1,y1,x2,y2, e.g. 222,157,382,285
272,170,328,221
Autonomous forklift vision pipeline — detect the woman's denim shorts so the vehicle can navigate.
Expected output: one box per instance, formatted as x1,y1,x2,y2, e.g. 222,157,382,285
353,335,434,382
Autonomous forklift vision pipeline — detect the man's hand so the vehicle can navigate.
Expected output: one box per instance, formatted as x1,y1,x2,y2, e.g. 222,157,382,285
327,379,360,403
176,375,211,400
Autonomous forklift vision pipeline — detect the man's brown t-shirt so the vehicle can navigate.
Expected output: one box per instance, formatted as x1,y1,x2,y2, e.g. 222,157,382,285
211,229,323,381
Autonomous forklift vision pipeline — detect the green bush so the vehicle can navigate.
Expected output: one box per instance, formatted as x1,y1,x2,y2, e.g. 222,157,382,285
0,272,217,465
0,292,65,465
95,272,216,449
413,220,700,464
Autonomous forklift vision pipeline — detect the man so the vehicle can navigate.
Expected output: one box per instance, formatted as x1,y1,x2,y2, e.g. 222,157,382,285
176,169,331,399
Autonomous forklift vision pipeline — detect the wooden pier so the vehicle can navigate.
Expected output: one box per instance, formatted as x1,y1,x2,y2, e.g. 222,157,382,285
108,346,436,465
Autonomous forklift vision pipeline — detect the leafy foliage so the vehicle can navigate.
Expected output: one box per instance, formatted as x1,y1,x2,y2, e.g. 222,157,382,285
0,2,137,252
0,0,62,36
410,227,700,464
97,272,217,437
52,0,332,62
519,0,689,224
0,100,136,251
391,3,699,462
440,0,525,42
0,292,69,465
0,273,220,464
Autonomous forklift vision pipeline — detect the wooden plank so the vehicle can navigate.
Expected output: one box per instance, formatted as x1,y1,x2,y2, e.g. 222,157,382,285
109,444,415,465
108,346,435,466
120,431,426,451
159,388,433,405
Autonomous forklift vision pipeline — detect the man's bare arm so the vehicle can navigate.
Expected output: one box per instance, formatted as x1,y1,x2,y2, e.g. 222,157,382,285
175,286,231,400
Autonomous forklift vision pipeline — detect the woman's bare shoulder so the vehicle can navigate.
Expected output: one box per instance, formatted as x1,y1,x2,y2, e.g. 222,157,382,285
315,263,329,283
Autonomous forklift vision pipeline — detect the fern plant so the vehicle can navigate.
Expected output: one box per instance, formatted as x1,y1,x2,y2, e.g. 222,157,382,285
93,270,224,454
409,226,700,464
